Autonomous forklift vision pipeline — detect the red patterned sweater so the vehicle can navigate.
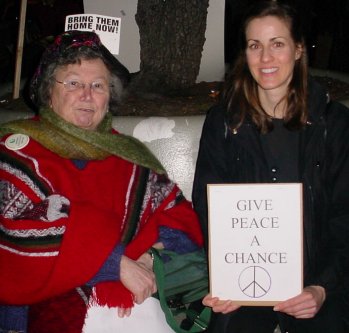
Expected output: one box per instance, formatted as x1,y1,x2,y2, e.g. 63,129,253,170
0,133,203,306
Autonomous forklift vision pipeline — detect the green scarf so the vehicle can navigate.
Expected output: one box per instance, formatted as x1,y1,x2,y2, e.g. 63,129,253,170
0,108,165,174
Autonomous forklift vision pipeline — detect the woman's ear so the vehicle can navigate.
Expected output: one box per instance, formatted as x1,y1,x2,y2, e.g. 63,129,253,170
295,44,303,60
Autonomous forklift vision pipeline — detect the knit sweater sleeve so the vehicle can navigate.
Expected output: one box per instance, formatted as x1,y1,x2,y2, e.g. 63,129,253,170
0,305,28,332
159,226,199,253
86,225,199,288
86,244,125,286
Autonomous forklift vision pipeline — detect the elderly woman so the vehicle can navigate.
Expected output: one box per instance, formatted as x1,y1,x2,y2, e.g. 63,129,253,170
193,1,349,333
0,30,204,333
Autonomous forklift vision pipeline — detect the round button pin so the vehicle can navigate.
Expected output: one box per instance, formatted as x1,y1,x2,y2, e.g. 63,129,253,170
5,134,30,151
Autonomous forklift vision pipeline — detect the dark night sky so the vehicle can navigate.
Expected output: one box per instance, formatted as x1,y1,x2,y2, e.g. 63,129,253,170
225,0,349,72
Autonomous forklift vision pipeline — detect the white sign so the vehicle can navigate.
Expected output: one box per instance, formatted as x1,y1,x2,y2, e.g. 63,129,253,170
65,14,121,55
208,183,303,306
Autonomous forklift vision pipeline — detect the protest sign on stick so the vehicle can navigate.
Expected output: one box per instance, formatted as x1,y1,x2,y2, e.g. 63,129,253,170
65,14,121,54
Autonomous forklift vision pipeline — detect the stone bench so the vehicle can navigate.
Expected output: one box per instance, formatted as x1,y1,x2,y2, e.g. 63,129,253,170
0,110,205,200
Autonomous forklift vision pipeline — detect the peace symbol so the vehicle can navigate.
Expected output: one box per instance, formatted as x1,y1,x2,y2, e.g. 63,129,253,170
238,266,271,298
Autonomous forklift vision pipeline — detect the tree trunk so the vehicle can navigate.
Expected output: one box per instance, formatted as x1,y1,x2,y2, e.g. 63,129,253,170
132,0,209,94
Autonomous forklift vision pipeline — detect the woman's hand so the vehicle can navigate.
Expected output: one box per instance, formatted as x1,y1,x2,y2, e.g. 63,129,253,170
152,242,164,250
137,252,155,271
202,294,240,314
120,255,157,306
117,307,132,318
273,285,326,318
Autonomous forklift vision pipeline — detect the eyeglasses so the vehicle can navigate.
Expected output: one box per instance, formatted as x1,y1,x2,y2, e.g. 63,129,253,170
54,79,112,94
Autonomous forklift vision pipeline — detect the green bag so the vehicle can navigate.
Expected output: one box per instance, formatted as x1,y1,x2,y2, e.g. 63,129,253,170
151,248,212,333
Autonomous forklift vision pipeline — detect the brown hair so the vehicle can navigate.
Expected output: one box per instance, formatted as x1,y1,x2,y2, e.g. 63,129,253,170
224,1,308,133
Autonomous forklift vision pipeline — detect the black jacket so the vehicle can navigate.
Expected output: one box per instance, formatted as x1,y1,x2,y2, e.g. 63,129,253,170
193,79,349,296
